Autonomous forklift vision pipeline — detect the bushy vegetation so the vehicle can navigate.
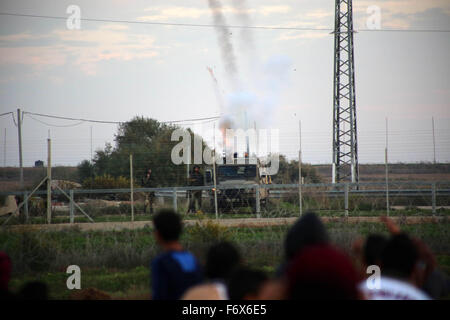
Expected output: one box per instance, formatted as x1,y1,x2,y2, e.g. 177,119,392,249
1,220,449,299
76,117,209,188
82,174,132,190
273,155,321,184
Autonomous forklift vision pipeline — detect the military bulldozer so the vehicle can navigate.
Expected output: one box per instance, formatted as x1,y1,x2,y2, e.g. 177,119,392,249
204,154,272,213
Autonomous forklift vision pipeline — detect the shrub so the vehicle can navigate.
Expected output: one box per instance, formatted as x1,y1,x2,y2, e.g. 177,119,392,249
82,175,131,190
185,219,231,244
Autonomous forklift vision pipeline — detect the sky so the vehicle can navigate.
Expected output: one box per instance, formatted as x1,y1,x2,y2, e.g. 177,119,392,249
0,0,449,167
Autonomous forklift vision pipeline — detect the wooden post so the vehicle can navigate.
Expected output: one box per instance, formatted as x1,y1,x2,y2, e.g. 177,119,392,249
47,137,52,224
432,183,436,215
432,117,436,164
17,109,24,189
298,120,303,216
130,154,134,222
385,118,389,216
344,183,349,217
213,123,218,219
173,188,178,212
24,191,29,223
256,184,261,219
69,190,74,223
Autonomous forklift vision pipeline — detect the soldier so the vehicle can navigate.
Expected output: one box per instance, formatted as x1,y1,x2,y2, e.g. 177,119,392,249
187,165,204,214
141,168,155,214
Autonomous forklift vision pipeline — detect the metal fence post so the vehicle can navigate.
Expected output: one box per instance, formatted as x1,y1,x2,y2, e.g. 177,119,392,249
69,190,74,224
344,183,349,217
130,154,134,222
47,137,52,224
256,185,261,219
432,183,436,215
24,191,29,223
172,188,178,212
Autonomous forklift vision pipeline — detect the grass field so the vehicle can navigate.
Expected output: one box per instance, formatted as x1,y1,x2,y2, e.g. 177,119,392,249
2,205,449,225
1,219,449,299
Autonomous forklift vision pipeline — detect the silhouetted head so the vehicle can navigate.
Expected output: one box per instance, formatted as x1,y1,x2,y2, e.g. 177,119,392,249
284,211,329,261
19,281,48,300
153,209,182,242
205,242,241,281
381,233,419,280
363,234,388,267
228,267,268,300
286,244,360,300
0,251,11,292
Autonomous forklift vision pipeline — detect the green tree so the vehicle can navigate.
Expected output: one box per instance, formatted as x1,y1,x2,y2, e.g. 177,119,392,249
77,160,94,182
80,116,208,187
273,155,321,184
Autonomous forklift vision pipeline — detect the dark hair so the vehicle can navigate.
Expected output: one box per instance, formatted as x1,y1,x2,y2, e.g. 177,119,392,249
381,233,418,279
0,251,12,292
153,209,182,241
205,242,241,280
285,211,328,261
19,281,48,300
364,234,388,266
228,267,268,300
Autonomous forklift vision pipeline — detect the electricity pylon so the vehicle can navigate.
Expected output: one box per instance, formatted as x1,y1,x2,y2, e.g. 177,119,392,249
332,0,359,183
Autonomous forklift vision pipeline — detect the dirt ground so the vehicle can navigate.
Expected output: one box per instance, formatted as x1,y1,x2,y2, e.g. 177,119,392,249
3,216,447,233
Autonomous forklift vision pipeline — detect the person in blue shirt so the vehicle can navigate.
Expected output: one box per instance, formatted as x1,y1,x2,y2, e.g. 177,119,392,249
150,209,203,300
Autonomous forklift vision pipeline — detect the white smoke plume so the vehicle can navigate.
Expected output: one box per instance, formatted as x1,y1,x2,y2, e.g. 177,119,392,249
206,0,293,157
207,0,239,89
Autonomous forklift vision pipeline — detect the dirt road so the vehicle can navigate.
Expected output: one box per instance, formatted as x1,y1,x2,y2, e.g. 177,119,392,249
3,216,447,233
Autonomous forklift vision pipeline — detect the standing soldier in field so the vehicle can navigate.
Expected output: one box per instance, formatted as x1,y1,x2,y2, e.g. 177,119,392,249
187,165,204,214
141,168,155,214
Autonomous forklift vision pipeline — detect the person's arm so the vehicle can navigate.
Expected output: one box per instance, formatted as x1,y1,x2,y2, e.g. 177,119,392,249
380,216,401,234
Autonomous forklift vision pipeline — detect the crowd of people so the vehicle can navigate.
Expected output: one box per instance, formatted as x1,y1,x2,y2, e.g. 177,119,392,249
1,209,449,300
150,209,449,300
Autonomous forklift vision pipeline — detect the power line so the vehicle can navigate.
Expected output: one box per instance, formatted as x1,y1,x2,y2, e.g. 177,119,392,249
26,114,85,128
24,111,122,124
0,112,13,118
163,116,221,124
0,12,449,33
0,12,332,31
22,111,221,125
11,113,18,127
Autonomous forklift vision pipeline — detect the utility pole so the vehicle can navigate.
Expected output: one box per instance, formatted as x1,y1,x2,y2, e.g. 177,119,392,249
298,120,303,216
47,135,52,224
385,118,389,216
130,154,134,222
213,123,218,219
17,108,24,188
3,128,6,168
432,117,436,164
90,126,93,162
332,0,359,184
245,111,250,158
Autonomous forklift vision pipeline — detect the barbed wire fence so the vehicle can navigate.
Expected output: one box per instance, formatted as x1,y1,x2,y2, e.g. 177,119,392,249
1,109,450,226
1,179,449,226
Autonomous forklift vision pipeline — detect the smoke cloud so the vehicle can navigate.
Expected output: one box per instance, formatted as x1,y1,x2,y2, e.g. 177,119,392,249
206,0,293,157
207,0,238,88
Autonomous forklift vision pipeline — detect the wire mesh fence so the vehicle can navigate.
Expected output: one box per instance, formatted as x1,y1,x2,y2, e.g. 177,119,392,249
1,181,449,225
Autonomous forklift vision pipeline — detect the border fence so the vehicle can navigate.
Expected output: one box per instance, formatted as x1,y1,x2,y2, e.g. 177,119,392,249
1,180,449,226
